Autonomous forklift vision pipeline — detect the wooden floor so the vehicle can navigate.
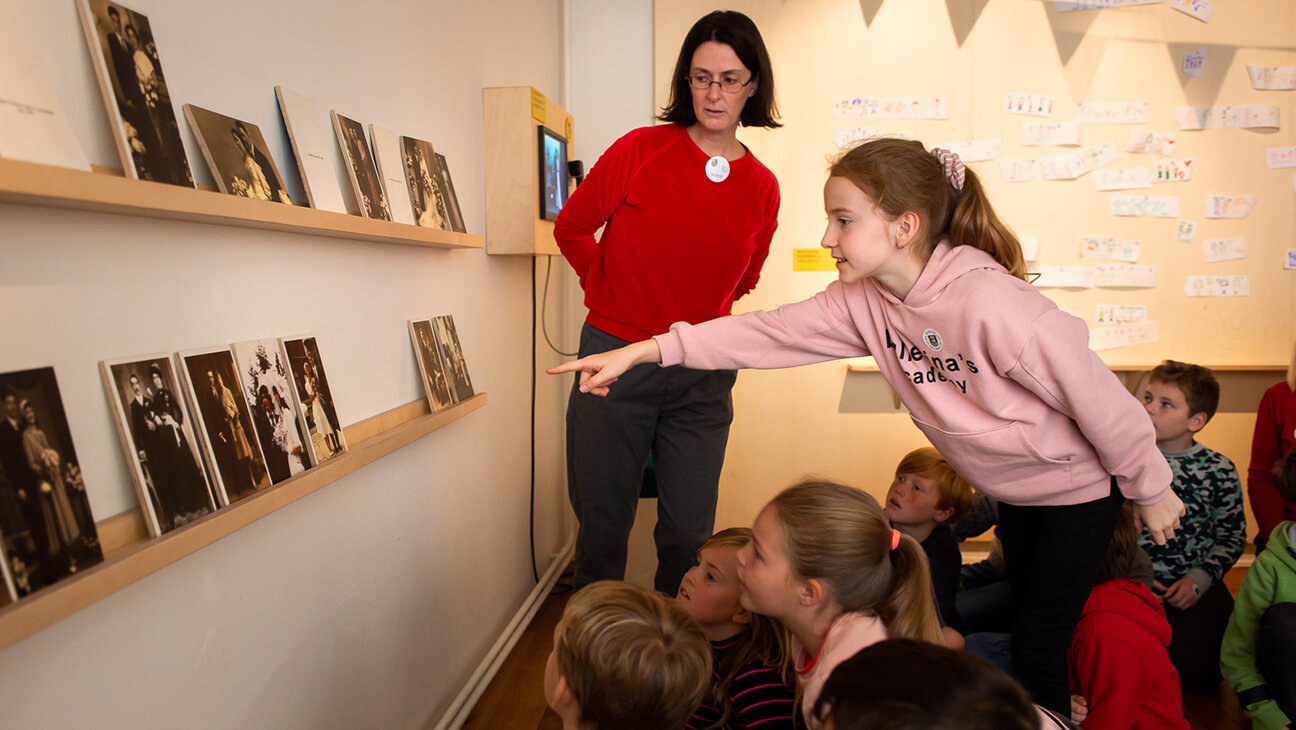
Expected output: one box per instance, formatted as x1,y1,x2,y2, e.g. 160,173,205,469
464,567,1253,730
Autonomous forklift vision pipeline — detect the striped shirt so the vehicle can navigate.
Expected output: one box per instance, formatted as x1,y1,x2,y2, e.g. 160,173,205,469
686,635,800,729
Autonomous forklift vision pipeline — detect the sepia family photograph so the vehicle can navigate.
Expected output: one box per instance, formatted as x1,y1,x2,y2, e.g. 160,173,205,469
102,356,216,536
177,348,272,505
183,105,293,204
77,0,192,186
332,111,390,221
282,336,346,465
0,367,103,600
231,340,312,485
408,319,454,412
433,315,474,403
434,152,467,234
400,136,450,230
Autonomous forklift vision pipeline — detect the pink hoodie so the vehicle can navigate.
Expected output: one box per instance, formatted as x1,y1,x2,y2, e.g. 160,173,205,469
654,241,1171,507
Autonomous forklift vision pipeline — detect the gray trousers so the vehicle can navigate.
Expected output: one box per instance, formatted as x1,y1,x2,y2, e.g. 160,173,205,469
566,323,736,594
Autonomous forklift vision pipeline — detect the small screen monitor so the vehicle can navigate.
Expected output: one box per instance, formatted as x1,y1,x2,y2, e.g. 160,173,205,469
538,126,568,221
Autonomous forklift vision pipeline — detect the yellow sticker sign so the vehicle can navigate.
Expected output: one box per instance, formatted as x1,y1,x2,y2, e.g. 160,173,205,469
531,87,546,124
792,248,837,271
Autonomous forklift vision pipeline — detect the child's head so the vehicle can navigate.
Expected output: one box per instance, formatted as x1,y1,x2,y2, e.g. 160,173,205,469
884,447,975,530
738,480,943,644
546,581,711,730
1276,449,1296,506
1144,360,1219,445
1094,501,1145,586
812,638,1037,730
676,527,752,639
679,528,793,728
826,138,1025,281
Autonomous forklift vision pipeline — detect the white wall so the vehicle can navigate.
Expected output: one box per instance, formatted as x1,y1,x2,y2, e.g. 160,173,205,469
0,1,579,727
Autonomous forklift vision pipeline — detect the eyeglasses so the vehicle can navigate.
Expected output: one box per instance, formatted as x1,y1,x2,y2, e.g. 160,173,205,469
687,73,752,94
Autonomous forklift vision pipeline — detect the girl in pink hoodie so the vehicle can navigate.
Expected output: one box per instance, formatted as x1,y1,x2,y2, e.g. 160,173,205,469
548,138,1184,713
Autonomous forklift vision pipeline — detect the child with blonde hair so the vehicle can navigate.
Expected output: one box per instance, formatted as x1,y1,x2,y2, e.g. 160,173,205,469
549,138,1183,712
884,446,975,635
677,527,798,729
734,480,942,728
543,580,711,730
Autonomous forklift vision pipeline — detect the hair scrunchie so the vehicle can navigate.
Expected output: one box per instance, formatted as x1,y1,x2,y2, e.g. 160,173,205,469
890,528,901,551
930,147,966,192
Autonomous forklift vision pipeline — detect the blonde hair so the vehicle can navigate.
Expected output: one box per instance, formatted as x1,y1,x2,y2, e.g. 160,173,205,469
699,528,795,729
830,138,1026,280
556,581,711,730
895,447,976,525
770,480,944,645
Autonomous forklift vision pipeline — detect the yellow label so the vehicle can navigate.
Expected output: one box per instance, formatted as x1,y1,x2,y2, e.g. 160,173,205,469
564,116,574,146
792,248,837,271
530,88,546,124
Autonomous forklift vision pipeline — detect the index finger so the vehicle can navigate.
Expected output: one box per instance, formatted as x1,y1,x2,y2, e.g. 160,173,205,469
546,360,587,376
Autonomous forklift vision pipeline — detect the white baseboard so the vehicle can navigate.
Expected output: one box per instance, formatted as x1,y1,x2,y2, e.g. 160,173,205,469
428,534,576,730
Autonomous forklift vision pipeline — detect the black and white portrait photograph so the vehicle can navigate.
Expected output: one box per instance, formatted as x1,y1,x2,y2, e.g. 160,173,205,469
332,111,390,221
434,152,467,234
102,356,215,537
0,367,104,599
178,348,272,505
400,136,450,231
231,339,312,485
282,336,346,465
408,319,453,412
76,0,193,187
433,315,474,403
183,105,293,204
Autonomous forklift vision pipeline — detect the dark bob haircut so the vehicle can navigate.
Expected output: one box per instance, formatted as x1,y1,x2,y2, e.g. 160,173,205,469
813,639,1038,730
657,10,780,129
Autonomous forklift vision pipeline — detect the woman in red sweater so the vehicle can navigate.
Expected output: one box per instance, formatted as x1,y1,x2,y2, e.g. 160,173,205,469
553,10,781,593
1249,342,1296,550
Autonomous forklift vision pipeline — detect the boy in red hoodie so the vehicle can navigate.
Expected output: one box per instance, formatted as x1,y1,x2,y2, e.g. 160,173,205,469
1070,504,1191,729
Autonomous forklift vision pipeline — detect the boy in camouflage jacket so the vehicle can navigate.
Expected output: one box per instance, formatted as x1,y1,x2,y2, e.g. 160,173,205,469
1140,360,1246,690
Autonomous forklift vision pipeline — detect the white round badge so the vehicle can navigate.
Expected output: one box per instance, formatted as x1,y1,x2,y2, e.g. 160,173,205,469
922,328,943,352
706,155,730,183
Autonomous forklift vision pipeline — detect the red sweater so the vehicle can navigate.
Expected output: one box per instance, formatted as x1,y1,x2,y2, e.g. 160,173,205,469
1248,381,1296,540
553,123,779,342
1069,580,1190,730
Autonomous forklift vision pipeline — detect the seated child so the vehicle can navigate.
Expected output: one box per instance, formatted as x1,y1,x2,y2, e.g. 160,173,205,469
543,580,711,730
1139,359,1246,690
1069,502,1190,730
736,480,943,729
811,638,1039,730
1221,449,1296,730
677,527,798,729
883,446,975,636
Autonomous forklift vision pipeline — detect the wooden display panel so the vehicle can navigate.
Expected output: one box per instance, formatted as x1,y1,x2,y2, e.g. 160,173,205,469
0,158,482,250
0,393,487,652
482,86,572,256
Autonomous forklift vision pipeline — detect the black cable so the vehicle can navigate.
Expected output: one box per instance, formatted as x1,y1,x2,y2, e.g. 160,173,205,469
530,256,540,583
543,256,578,357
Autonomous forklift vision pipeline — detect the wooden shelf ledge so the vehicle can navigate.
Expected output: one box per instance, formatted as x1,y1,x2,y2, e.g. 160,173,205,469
0,158,483,250
0,392,487,653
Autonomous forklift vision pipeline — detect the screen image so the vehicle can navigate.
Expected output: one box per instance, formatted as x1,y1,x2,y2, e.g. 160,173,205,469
538,126,567,221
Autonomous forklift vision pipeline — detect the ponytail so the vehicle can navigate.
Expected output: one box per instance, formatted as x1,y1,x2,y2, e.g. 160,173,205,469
770,480,943,645
830,139,1027,281
878,533,945,645
948,169,1027,280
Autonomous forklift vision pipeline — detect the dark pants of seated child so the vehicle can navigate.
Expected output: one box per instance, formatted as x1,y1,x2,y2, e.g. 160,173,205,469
998,479,1123,714
1163,580,1233,691
957,579,1013,634
1258,602,1296,718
